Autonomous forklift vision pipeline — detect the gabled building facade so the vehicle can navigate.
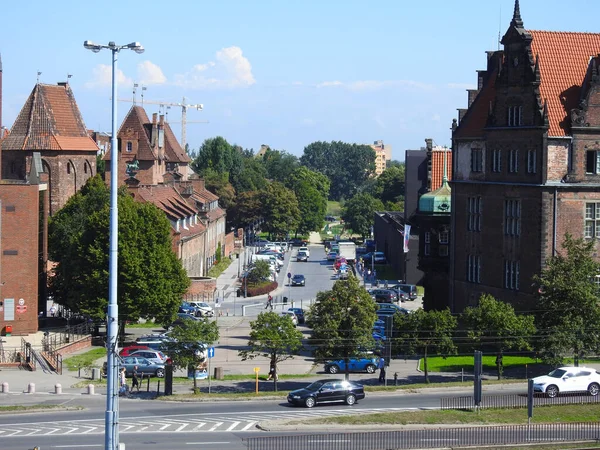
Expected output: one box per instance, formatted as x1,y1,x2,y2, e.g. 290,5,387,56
451,0,600,312
1,82,98,216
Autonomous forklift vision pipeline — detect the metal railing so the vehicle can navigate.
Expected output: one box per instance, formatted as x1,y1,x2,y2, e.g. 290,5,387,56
441,392,600,410
243,422,600,450
41,321,92,374
20,338,36,371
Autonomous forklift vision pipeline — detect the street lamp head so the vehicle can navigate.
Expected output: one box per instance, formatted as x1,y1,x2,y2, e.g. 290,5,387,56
128,42,145,54
83,40,102,53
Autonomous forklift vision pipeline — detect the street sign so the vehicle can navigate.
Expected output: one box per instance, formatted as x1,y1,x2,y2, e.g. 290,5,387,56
287,272,291,279
253,367,260,373
208,347,215,359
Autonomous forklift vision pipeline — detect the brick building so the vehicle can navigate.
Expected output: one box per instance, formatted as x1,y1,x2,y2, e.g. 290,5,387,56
1,82,98,216
109,106,227,277
450,0,600,312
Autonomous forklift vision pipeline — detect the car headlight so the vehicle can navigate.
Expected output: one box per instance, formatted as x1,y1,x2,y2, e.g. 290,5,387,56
292,395,301,399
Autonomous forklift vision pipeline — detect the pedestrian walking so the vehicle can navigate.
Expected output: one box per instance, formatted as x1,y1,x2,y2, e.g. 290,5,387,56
132,365,140,392
265,294,273,310
378,357,386,383
119,367,128,396
266,361,278,381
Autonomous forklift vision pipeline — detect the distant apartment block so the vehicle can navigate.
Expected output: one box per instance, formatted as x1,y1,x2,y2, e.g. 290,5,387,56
370,140,392,176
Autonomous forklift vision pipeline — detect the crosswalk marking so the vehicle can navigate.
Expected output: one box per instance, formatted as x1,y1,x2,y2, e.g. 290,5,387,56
208,422,223,432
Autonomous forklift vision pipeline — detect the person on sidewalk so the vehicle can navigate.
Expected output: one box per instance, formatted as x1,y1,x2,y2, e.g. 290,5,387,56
266,361,278,381
265,294,273,310
132,365,140,392
378,357,386,383
119,367,128,396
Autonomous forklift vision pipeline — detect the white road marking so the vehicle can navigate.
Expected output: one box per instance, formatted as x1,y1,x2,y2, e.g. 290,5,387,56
241,422,257,431
175,423,188,432
186,443,230,445
54,445,102,448
208,422,223,431
226,421,240,431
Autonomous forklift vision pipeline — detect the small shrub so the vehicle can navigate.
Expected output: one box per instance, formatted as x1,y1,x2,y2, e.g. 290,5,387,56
246,281,278,297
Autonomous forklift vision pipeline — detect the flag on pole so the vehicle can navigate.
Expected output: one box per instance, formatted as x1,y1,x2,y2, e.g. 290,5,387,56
403,224,411,253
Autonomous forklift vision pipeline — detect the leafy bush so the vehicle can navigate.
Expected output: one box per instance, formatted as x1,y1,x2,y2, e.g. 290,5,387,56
246,281,278,297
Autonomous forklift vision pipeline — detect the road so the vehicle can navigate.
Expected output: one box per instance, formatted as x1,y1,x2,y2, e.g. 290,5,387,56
0,387,529,449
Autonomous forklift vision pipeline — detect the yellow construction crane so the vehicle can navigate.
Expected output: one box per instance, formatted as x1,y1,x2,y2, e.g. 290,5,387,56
117,96,205,149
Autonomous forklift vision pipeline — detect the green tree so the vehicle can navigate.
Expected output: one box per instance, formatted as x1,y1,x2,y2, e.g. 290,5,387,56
534,235,600,366
238,311,304,391
341,193,384,238
393,308,457,383
96,153,106,176
261,148,299,182
376,165,405,204
48,175,190,325
229,191,262,230
233,155,267,193
259,181,300,239
463,294,536,379
300,141,376,200
191,136,235,175
308,276,377,380
202,168,236,211
247,259,272,284
161,318,220,393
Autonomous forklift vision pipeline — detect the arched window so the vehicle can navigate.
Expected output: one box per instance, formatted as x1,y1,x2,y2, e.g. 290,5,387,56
126,142,133,152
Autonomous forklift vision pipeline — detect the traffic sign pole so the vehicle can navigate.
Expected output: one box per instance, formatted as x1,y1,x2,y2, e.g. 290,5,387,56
207,347,215,395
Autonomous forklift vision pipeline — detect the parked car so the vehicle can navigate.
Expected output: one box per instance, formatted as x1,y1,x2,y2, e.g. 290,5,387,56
188,301,214,317
324,357,378,374
129,349,167,365
369,289,400,303
135,335,175,351
297,251,309,262
391,284,418,301
376,303,409,317
325,215,336,222
372,319,386,336
533,366,600,398
334,257,347,270
178,301,196,314
291,274,306,286
281,310,298,326
363,252,387,264
103,356,165,378
287,379,365,408
119,345,151,357
288,307,305,324
169,313,202,329
326,251,338,261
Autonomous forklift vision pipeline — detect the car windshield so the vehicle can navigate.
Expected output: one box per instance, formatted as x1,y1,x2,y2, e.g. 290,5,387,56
305,381,325,391
548,369,567,378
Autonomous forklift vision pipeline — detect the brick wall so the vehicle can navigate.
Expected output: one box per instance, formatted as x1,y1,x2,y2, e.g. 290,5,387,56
224,231,235,257
0,183,41,334
59,336,92,356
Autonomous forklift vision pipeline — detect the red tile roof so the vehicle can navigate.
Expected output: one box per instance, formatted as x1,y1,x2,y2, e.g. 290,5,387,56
2,83,98,151
135,184,197,221
529,30,600,136
431,150,453,191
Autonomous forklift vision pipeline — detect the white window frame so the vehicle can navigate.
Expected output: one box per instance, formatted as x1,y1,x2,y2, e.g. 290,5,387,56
424,232,431,244
424,244,431,256
492,149,502,173
126,141,133,152
585,203,600,239
504,260,520,290
467,254,481,283
508,106,522,127
468,196,482,232
471,148,483,173
439,231,449,244
509,149,519,173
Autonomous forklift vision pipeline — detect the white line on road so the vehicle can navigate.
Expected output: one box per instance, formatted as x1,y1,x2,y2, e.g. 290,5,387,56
53,445,102,448
208,422,223,431
159,423,170,431
186,443,230,446
308,440,351,443
226,421,240,431
175,423,188,432
192,422,206,431
241,422,257,431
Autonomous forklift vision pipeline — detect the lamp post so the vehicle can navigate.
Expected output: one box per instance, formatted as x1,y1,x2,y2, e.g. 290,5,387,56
83,40,144,450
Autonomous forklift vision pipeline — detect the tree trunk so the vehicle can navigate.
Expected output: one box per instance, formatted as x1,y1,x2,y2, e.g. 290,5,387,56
344,354,350,381
496,351,504,380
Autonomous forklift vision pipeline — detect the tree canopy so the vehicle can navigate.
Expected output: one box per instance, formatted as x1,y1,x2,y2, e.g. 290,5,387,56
286,167,330,235
239,311,304,391
260,148,299,182
393,308,457,383
534,235,600,366
341,193,384,238
48,175,190,325
300,141,376,200
308,276,377,379
259,181,300,239
463,294,536,379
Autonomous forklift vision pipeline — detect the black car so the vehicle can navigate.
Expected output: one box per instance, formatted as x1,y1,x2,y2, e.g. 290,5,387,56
289,238,307,247
287,379,365,408
288,307,305,324
291,274,306,286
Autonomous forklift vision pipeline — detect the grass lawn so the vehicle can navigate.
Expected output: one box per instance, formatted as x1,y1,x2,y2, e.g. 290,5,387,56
420,355,539,372
327,201,342,217
290,403,600,426
63,347,106,371
127,320,161,329
207,257,232,278
0,405,83,413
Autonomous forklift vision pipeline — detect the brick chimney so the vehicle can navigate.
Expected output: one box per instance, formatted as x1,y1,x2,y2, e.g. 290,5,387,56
151,113,158,148
158,114,165,160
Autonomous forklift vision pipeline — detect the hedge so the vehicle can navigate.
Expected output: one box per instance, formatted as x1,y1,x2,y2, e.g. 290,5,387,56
246,281,278,297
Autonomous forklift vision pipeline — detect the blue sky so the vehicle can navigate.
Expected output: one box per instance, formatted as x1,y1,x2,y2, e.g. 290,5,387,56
2,0,600,159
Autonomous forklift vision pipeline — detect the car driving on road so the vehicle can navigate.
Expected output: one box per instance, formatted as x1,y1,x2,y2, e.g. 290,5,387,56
297,251,308,262
291,274,306,286
533,366,600,398
287,379,365,408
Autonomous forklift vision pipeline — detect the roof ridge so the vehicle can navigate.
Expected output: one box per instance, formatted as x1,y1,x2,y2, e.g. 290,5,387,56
527,29,600,36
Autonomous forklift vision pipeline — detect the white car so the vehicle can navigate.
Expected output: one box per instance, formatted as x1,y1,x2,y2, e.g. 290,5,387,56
532,366,600,398
298,247,310,258
188,301,214,317
281,310,298,326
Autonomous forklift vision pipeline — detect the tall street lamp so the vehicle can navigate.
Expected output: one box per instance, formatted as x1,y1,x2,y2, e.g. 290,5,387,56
83,40,144,450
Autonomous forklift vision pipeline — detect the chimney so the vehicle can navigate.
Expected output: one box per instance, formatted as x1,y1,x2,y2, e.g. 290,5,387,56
151,113,158,147
57,81,68,87
425,138,433,152
158,114,165,159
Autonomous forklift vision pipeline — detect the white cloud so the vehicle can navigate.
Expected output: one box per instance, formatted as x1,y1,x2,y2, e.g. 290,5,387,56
316,79,433,91
85,64,133,88
137,60,166,85
174,46,256,89
447,82,476,90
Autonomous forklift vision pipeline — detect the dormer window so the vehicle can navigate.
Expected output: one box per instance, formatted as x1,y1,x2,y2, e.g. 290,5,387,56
126,142,133,152
508,106,522,127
